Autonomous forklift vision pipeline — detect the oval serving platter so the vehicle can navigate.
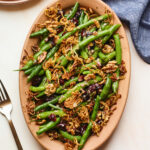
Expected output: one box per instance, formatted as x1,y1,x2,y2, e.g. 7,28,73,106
19,0,131,149
0,0,31,5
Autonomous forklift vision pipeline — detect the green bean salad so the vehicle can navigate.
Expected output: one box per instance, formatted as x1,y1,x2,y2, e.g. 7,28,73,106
20,2,126,150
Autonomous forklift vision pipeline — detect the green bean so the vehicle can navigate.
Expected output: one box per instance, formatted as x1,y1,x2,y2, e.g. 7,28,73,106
59,82,84,103
30,81,47,92
98,51,116,64
34,96,60,112
91,76,112,120
60,56,69,66
79,10,85,25
57,14,110,45
64,14,69,18
79,11,86,58
112,34,122,93
79,25,118,49
79,33,82,41
38,69,45,76
58,31,64,37
64,77,78,87
30,28,49,38
78,121,92,150
66,62,72,72
91,96,100,121
104,51,116,63
79,29,110,49
79,76,112,149
33,43,52,60
90,27,97,32
58,89,67,94
61,27,114,66
100,76,112,100
100,22,109,30
46,69,51,81
20,60,34,71
39,36,48,48
98,51,106,60
46,45,59,60
38,110,65,119
50,15,110,62
78,101,88,107
48,104,62,110
83,14,88,23
104,24,112,30
27,64,42,82
80,34,89,59
59,130,81,142
92,46,100,59
67,2,79,20
112,68,120,94
24,66,36,75
80,12,89,60
113,34,122,65
39,124,46,129
20,42,51,71
80,61,96,72
102,24,121,44
36,117,60,135
82,71,92,75
107,92,115,98
59,76,102,103
39,77,47,86
36,91,45,98
56,77,78,93
81,48,88,59
21,15,110,72
30,86,45,92
56,55,65,64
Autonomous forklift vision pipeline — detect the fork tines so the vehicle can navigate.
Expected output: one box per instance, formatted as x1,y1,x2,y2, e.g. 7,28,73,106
0,80,10,102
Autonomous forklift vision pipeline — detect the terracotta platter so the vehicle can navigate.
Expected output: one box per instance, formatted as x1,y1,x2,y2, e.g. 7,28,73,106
0,0,30,5
19,0,131,149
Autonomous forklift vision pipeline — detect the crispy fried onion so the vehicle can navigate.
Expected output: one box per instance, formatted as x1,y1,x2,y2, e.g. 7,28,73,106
102,44,114,54
48,130,60,140
37,51,47,64
84,73,96,81
95,39,102,48
92,121,101,135
94,19,100,28
119,60,127,75
43,58,55,70
51,69,62,81
26,100,35,116
76,106,89,123
66,117,81,135
102,61,118,73
64,140,79,150
64,91,82,109
45,7,58,18
105,94,121,108
45,83,56,96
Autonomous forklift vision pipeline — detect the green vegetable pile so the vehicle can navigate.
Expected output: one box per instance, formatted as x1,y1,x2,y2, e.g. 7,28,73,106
19,2,126,150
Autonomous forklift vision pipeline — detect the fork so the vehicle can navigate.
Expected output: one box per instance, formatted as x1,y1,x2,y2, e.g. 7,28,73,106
0,80,23,150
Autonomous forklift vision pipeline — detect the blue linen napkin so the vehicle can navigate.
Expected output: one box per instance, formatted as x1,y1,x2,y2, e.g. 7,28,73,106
103,0,150,64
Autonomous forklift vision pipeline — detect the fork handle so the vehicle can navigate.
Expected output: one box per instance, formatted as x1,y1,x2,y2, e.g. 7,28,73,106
8,119,23,150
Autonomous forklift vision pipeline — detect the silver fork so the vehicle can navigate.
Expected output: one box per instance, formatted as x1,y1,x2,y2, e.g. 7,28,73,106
0,80,23,150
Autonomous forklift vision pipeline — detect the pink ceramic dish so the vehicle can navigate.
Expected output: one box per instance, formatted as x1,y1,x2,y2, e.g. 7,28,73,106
19,0,131,149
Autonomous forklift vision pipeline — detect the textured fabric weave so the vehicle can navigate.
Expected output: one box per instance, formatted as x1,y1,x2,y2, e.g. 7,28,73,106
103,0,150,63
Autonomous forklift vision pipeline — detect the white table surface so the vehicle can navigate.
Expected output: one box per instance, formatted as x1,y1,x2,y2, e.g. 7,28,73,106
0,0,150,150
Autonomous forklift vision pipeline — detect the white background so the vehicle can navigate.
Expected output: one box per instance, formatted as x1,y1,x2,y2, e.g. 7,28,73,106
0,0,150,150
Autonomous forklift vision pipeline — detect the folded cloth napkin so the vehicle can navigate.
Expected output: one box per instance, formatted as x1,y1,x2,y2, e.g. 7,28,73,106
103,0,150,64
